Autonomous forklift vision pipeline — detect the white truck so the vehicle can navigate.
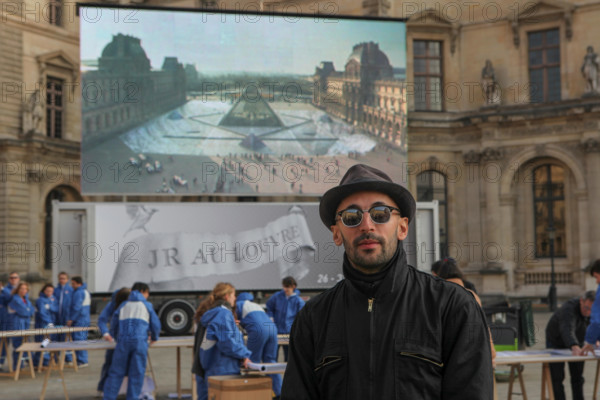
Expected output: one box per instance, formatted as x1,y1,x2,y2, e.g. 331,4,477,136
51,200,439,335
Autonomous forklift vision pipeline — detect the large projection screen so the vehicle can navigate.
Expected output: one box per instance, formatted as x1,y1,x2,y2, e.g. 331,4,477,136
79,5,408,196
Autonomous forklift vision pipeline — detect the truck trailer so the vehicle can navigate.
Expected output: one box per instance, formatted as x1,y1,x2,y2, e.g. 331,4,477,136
51,200,439,334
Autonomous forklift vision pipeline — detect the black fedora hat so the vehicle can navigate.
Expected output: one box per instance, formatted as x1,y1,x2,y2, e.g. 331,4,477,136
319,164,416,228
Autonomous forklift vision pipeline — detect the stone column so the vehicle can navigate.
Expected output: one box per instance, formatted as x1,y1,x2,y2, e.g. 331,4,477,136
583,139,600,263
481,148,511,293
462,150,484,269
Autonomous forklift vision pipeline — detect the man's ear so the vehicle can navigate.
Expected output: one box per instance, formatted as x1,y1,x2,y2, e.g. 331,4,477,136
331,225,343,246
396,217,409,241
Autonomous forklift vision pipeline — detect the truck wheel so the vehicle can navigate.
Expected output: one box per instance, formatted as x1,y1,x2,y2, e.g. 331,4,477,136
160,301,194,335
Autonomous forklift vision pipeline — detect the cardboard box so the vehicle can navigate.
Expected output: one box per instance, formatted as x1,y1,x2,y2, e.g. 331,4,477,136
207,375,272,400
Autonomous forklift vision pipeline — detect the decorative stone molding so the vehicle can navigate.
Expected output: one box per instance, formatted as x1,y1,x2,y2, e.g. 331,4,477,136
406,9,459,55
481,147,504,162
463,150,481,164
362,0,390,16
564,10,573,40
509,0,575,48
36,50,79,95
581,138,600,153
511,18,520,48
450,26,460,55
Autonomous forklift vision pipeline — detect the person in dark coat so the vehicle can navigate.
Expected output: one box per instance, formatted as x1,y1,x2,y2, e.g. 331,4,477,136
546,290,595,400
281,164,493,400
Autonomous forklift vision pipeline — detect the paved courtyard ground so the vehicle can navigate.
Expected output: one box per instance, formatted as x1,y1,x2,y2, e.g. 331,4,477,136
1,310,597,399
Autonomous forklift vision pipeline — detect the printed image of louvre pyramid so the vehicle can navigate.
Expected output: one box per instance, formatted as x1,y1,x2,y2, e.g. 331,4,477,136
218,96,285,128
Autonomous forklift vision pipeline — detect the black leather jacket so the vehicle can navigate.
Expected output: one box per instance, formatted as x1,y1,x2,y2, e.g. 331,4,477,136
545,297,589,348
281,245,493,400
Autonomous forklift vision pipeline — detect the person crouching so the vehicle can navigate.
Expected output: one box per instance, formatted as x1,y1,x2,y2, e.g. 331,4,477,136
193,283,251,400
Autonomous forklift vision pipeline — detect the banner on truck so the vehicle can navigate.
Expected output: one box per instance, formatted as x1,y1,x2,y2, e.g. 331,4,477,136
93,203,343,291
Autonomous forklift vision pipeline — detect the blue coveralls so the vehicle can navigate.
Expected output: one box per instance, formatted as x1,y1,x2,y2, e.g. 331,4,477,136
54,283,73,362
266,289,305,361
0,284,15,330
7,294,34,370
97,289,119,392
0,283,15,363
103,290,161,400
236,292,281,396
33,292,58,366
196,303,252,400
69,283,91,365
586,286,600,344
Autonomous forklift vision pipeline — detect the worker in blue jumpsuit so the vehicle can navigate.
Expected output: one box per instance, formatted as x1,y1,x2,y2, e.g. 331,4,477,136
7,282,34,371
67,276,91,366
54,271,73,364
194,282,251,400
103,283,160,400
236,292,281,398
33,283,58,367
583,261,600,357
0,272,20,367
96,287,130,396
266,276,305,361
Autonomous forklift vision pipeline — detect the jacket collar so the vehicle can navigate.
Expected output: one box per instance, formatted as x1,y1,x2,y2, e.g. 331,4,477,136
343,241,409,297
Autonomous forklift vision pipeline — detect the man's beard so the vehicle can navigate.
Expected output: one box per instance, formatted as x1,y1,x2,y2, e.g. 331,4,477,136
343,232,397,273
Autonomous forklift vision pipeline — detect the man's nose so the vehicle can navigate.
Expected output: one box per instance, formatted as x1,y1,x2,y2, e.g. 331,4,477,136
358,213,375,230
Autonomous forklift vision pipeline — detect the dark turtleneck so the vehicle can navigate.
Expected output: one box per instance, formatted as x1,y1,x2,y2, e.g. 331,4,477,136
343,241,402,297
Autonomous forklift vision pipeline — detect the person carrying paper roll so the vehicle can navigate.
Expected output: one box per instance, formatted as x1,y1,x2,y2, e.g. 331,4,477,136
192,283,251,400
236,292,282,399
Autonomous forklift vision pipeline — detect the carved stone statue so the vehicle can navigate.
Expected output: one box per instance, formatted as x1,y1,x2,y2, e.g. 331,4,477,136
581,45,599,95
481,60,501,105
22,90,44,136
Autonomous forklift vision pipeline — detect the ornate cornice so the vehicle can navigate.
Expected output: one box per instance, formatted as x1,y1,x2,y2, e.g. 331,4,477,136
463,150,481,164
581,138,600,153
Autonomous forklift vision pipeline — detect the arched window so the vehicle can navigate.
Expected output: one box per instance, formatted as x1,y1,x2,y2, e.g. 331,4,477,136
533,164,566,257
416,170,448,257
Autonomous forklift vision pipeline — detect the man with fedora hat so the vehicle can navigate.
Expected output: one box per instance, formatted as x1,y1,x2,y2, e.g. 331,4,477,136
281,164,493,399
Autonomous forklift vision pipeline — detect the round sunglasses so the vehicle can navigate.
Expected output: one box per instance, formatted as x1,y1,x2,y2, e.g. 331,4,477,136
336,205,401,227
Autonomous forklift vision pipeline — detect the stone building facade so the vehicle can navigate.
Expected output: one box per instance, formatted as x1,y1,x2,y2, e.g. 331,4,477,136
313,42,408,150
81,34,187,148
2,0,600,300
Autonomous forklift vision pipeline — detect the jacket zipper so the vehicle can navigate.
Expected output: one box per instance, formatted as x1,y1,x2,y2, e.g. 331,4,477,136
314,356,343,372
368,297,374,400
400,352,444,367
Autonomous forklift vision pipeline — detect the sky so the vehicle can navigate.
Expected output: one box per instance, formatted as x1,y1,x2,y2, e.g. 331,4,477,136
80,6,406,75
